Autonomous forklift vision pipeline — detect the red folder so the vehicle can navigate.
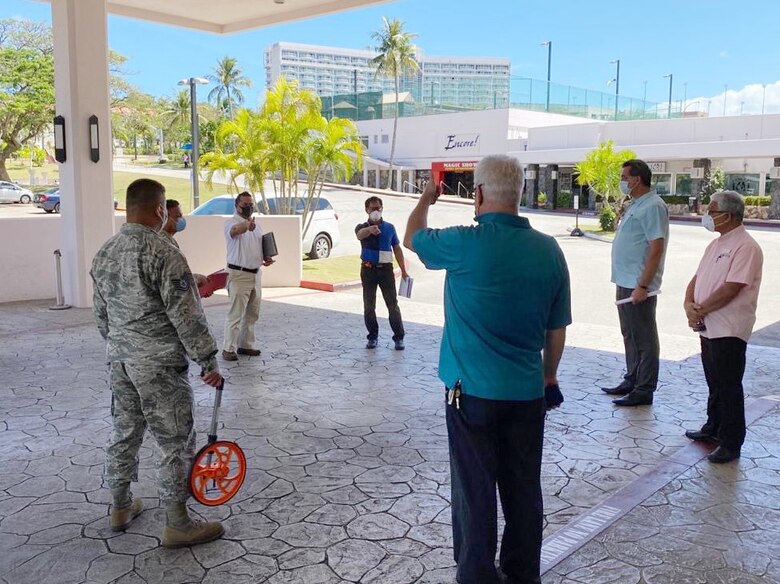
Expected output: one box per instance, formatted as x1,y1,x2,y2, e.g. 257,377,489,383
198,270,228,298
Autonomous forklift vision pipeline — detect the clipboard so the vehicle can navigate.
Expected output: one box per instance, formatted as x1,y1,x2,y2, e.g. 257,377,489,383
262,232,278,258
398,276,414,299
198,270,228,298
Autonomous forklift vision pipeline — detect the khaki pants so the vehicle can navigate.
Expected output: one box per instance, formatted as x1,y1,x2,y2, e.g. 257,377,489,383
222,268,262,352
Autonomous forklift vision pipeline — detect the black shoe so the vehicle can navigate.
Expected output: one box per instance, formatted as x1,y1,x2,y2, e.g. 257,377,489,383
601,383,633,396
707,445,740,464
394,338,405,351
685,430,719,443
237,347,261,356
613,392,653,407
366,338,378,349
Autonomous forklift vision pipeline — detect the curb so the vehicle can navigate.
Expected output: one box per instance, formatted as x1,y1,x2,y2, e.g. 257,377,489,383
300,267,401,293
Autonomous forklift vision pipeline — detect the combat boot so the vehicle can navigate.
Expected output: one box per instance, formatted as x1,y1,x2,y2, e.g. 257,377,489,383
162,520,225,548
162,501,225,548
110,497,144,532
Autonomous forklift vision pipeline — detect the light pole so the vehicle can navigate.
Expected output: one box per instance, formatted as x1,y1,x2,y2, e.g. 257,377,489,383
541,41,552,112
762,83,767,115
609,59,620,120
663,73,673,118
178,77,209,209
723,84,728,116
682,82,687,112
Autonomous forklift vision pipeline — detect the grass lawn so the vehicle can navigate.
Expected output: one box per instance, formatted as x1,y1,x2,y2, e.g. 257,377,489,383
113,171,219,213
302,255,364,284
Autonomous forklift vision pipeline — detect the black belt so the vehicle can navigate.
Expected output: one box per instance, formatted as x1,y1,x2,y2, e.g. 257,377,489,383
362,261,392,268
227,263,259,274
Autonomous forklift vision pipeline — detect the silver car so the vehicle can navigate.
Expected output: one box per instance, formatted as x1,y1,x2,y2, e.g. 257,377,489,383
0,181,34,204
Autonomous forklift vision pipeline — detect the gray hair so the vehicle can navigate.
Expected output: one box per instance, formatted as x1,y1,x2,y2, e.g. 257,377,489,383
474,155,523,207
711,190,744,221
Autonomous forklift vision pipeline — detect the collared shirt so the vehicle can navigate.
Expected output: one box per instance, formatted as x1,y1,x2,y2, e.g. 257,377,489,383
611,190,669,290
694,225,763,342
224,213,264,269
412,212,572,401
90,223,218,371
356,220,399,264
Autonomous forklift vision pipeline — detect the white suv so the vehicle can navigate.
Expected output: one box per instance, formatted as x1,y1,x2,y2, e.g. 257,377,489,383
191,194,341,259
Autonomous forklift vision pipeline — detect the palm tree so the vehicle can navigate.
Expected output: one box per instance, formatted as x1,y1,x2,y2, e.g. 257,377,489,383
370,17,419,189
207,56,252,118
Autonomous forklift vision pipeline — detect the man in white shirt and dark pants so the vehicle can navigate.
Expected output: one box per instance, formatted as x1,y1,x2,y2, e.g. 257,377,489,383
222,192,273,361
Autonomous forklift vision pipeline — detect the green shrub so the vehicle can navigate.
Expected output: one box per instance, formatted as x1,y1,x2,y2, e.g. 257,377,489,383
599,205,617,231
537,192,547,206
557,190,573,208
744,196,771,207
661,195,692,205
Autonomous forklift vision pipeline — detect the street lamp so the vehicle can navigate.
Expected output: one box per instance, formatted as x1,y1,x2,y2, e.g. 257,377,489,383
723,84,728,116
541,41,552,112
609,59,620,120
663,73,673,118
178,77,209,209
762,83,767,115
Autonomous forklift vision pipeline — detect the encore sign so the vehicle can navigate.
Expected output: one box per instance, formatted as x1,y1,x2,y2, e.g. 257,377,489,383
443,133,480,152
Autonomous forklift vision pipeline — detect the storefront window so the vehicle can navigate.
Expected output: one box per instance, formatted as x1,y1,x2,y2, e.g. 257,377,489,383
651,174,671,195
675,173,692,195
725,174,760,195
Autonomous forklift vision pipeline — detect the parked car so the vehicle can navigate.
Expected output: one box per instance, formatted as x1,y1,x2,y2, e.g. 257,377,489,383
0,181,34,204
33,188,119,214
192,194,341,259
34,187,60,213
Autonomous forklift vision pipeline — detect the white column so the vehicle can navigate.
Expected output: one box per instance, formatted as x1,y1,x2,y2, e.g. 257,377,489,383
395,168,403,192
52,0,114,308
363,165,368,187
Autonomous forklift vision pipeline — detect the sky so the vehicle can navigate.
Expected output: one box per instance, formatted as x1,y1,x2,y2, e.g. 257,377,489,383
5,0,780,116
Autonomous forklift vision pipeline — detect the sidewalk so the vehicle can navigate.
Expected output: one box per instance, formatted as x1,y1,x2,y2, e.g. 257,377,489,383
1,289,779,583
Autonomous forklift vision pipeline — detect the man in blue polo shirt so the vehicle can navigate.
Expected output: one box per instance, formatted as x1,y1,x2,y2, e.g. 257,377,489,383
405,155,571,584
603,159,669,407
356,196,409,350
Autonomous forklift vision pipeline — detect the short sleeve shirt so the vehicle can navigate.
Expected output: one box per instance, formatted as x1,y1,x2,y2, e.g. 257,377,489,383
224,214,264,269
356,220,399,264
412,213,572,401
611,191,669,290
694,226,763,342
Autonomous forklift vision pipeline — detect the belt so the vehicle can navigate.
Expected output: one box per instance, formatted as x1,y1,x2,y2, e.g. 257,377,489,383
227,263,259,274
362,261,392,268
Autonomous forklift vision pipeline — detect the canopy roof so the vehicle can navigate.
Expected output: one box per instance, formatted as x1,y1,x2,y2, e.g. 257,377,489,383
38,0,393,33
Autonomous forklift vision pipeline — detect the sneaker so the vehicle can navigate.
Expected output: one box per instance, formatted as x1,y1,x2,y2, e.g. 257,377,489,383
394,338,405,351
110,497,144,532
366,338,378,349
237,347,261,356
162,520,225,549
221,350,238,361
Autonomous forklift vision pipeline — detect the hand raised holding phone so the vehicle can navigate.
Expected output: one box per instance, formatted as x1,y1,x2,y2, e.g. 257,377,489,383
422,179,441,206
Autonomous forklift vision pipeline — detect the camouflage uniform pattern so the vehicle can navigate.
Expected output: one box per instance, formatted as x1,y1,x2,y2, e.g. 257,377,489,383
91,223,218,504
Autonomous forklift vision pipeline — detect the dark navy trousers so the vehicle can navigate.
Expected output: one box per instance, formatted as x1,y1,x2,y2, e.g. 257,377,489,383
446,390,545,584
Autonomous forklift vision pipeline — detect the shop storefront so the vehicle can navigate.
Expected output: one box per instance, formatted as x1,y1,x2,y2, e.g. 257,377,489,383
431,160,479,197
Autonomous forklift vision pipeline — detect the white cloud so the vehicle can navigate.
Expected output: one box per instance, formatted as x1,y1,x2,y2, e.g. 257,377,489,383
685,81,780,117
718,50,728,58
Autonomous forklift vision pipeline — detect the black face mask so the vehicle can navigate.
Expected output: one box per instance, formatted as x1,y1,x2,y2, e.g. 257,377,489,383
238,205,253,219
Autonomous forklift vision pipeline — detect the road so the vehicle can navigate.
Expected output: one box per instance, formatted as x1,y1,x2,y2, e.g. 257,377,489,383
3,168,778,347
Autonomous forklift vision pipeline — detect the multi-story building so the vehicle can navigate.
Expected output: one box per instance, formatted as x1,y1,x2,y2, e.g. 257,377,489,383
264,42,511,109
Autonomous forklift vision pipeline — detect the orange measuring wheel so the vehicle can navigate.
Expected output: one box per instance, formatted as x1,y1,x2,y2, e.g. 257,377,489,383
190,381,247,506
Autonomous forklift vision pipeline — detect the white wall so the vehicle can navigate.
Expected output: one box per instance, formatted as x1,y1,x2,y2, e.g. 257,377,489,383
0,215,302,304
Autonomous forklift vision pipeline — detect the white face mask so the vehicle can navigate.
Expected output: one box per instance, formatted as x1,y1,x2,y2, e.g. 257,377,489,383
702,212,728,232
619,180,631,195
369,210,382,222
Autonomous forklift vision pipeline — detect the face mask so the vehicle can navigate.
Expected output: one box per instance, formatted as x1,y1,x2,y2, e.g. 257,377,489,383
157,206,168,234
369,210,382,222
239,205,253,219
619,180,631,195
702,212,728,232
175,217,187,232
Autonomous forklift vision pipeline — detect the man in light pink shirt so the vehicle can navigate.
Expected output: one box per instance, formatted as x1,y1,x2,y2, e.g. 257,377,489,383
683,191,763,464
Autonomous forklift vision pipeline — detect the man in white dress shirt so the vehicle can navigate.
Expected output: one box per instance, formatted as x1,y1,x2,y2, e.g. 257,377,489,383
222,192,274,361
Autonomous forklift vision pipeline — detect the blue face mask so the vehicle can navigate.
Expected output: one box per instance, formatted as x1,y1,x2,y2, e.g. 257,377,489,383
175,217,187,232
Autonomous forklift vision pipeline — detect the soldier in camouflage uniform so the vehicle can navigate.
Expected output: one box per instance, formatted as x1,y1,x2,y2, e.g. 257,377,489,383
91,178,225,548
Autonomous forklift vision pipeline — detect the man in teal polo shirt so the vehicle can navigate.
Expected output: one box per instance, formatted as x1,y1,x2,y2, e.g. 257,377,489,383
404,155,571,584
603,159,669,407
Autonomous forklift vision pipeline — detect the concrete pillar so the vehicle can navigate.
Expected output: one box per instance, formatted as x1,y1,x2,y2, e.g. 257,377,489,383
526,164,540,208
52,0,114,307
692,158,711,213
363,165,368,187
550,164,559,209
771,158,780,220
